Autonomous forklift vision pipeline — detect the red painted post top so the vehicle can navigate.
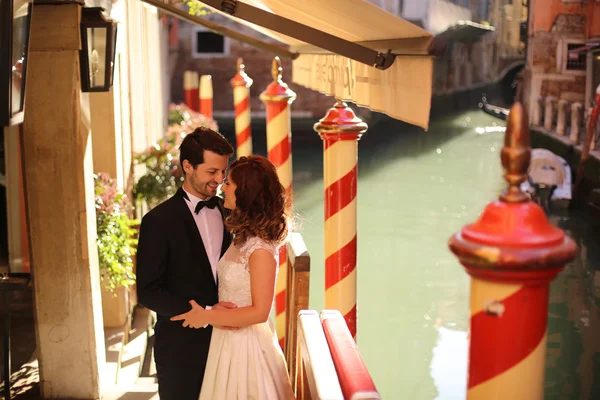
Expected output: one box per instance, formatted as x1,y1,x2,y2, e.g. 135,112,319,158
448,103,577,285
259,57,296,103
230,57,253,88
313,100,368,140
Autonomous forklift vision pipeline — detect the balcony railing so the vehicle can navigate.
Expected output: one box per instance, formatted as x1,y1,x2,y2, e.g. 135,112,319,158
283,233,380,399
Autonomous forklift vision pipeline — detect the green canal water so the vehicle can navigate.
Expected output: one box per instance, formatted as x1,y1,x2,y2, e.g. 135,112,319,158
218,106,600,399
283,109,600,399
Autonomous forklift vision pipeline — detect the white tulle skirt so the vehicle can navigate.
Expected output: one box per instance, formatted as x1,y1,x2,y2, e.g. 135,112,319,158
199,321,295,400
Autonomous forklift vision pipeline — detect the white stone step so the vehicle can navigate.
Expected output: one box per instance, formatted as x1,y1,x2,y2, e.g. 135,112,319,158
101,377,158,400
103,326,126,387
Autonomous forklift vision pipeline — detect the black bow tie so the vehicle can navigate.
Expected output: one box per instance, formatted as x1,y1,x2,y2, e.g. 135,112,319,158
195,197,220,214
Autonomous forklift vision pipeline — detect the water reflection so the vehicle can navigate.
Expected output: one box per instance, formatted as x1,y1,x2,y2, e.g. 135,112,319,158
289,110,600,398
475,126,506,134
431,326,467,400
545,211,600,399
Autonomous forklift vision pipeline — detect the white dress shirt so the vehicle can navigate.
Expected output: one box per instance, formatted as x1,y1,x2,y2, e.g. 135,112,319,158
182,188,224,283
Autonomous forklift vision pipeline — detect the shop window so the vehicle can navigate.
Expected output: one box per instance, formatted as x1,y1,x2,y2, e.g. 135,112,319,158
566,43,587,71
559,40,587,75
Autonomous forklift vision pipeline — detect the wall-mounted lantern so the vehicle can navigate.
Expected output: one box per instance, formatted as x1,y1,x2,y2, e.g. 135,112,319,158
80,7,117,92
0,0,33,126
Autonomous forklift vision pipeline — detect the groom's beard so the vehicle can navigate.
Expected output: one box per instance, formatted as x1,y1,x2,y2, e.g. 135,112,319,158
189,175,220,199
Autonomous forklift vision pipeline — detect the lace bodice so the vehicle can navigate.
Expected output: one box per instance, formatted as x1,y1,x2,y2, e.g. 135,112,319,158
217,236,279,307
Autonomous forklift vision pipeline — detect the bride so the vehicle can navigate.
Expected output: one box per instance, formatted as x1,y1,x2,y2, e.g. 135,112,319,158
171,155,295,399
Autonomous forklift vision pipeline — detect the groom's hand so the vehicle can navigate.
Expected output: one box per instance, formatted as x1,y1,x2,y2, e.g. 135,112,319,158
213,301,240,330
170,300,206,328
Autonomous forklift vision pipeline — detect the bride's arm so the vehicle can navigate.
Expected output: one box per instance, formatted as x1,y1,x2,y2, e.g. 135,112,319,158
203,249,277,327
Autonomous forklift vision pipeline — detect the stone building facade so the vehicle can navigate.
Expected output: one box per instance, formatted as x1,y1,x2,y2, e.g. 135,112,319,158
171,14,333,118
168,0,499,120
522,0,600,120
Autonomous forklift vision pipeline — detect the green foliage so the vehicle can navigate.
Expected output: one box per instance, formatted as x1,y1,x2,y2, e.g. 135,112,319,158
95,173,138,291
168,107,187,126
185,0,212,17
133,103,218,209
133,139,183,209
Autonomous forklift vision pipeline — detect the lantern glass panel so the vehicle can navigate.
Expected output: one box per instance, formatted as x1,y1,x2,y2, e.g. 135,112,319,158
86,26,107,89
110,24,116,86
11,3,30,115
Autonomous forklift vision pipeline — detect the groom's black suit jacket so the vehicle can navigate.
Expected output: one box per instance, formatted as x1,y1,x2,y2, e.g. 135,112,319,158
136,188,231,370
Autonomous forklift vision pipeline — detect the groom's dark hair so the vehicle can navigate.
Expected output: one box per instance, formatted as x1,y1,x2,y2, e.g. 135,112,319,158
179,126,234,169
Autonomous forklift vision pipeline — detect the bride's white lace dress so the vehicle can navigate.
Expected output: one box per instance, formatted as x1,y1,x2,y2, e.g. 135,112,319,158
199,236,295,400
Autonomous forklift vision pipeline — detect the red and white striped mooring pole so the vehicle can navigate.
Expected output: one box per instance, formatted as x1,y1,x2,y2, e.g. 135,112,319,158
260,57,296,349
183,70,199,112
230,58,253,158
199,74,213,119
314,100,367,339
449,103,577,399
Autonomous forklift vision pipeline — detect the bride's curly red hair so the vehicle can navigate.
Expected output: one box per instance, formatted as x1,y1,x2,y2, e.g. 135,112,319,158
225,155,290,246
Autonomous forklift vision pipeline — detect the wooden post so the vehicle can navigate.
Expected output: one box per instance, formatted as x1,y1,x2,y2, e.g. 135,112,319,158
260,57,296,349
314,101,367,339
448,103,577,399
230,58,253,158
295,310,343,400
22,4,105,397
285,232,310,388
199,74,213,119
574,86,600,191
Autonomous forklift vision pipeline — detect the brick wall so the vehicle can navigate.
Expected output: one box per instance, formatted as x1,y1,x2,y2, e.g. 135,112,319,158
532,0,589,33
171,17,334,118
540,79,586,100
524,12,588,115
531,14,587,99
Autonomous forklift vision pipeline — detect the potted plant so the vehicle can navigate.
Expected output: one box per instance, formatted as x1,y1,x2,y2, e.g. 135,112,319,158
95,173,139,328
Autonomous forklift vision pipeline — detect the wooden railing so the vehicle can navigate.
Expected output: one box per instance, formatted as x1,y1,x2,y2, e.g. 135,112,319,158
320,311,380,400
284,232,311,389
296,310,343,400
295,310,381,400
282,234,379,399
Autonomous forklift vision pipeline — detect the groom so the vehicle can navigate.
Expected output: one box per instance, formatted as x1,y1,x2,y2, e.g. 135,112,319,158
136,127,235,399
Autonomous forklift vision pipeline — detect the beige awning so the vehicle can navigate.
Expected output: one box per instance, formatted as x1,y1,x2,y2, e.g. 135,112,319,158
291,53,433,129
162,0,438,129
435,20,495,44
